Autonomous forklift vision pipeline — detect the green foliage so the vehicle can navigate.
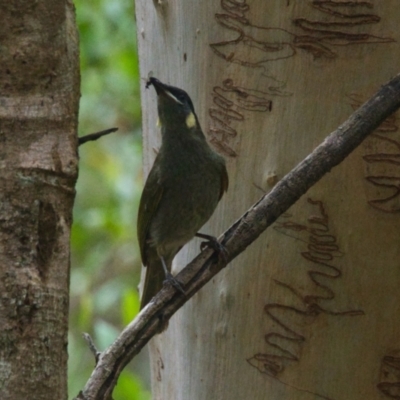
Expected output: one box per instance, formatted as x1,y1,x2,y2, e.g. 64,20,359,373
69,0,150,398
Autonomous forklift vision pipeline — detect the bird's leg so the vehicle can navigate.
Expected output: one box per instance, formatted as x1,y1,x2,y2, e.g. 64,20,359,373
195,233,228,261
161,257,185,295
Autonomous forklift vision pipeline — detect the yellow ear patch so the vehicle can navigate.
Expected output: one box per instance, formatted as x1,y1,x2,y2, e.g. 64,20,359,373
156,117,161,127
186,112,196,128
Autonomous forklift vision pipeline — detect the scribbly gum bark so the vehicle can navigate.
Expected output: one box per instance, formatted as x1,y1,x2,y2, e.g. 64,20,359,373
0,1,79,399
136,1,400,399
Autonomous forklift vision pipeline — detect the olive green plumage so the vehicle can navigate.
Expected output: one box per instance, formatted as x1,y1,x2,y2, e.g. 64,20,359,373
138,77,228,309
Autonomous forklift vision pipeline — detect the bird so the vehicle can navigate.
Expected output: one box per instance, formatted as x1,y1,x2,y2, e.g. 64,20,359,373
138,77,229,309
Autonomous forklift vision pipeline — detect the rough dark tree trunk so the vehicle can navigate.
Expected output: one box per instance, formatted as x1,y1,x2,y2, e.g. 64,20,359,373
0,1,80,399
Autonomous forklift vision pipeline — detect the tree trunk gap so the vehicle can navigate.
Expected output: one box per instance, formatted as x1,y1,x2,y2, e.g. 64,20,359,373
135,1,400,400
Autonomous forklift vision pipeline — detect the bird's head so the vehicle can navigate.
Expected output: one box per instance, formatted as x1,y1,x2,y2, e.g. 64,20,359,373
146,77,198,131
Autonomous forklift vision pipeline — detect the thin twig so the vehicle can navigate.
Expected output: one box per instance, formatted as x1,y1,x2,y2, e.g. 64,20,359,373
82,333,101,364
75,73,400,400
78,128,119,146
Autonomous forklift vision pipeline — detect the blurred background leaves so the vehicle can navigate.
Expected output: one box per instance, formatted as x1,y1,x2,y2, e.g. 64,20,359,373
69,0,150,398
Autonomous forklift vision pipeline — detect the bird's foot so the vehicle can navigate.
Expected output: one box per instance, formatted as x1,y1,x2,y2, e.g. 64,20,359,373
163,270,186,296
160,256,186,295
195,233,229,262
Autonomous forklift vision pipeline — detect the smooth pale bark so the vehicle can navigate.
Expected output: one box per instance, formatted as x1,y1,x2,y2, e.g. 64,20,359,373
0,1,79,399
136,2,400,399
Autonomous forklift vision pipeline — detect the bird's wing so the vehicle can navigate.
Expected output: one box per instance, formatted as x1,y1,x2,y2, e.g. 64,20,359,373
137,163,164,266
219,163,229,200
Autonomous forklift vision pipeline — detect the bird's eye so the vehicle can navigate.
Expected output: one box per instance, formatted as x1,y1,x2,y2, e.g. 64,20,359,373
177,94,186,103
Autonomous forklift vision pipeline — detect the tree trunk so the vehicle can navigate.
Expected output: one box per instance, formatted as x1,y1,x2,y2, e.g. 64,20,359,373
0,1,79,399
136,1,400,399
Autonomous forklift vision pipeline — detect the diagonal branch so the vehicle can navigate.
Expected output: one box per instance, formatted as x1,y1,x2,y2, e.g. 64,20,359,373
75,72,400,400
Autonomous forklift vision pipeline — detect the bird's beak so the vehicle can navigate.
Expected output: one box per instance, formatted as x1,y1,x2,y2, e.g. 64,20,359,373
147,77,183,105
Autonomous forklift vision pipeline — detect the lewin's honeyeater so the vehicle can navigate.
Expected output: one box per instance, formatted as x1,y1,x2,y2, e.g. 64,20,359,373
138,77,229,309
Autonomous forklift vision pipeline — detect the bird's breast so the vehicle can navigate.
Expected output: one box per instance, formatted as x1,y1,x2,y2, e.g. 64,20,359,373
148,158,221,253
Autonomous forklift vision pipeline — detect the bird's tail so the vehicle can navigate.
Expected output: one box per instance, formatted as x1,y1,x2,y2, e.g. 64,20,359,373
140,259,165,310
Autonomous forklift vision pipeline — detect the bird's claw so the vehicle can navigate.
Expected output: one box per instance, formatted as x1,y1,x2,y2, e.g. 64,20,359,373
163,271,185,295
196,233,229,262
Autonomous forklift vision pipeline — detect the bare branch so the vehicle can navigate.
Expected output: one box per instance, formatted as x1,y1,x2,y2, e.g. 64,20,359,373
75,73,400,400
78,128,119,146
82,333,101,364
